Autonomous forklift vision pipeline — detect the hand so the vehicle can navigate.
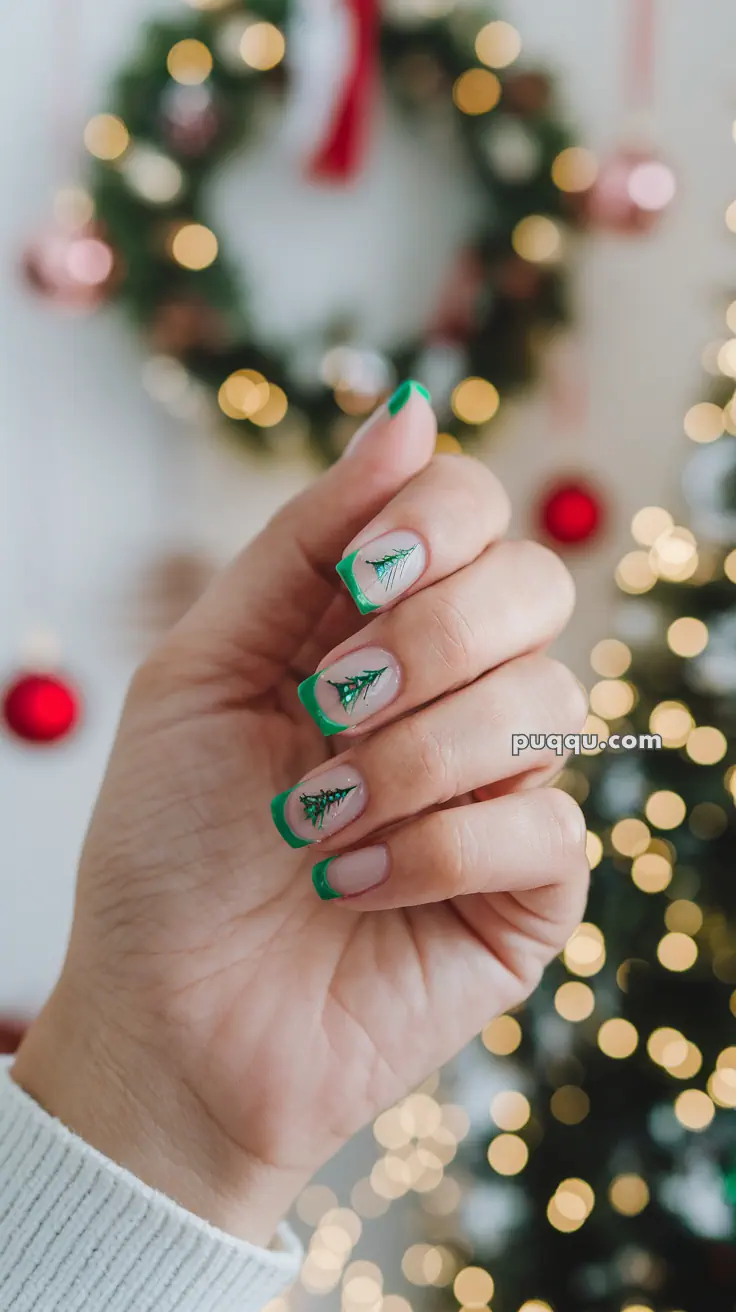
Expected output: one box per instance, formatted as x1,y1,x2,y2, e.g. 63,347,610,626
13,385,589,1246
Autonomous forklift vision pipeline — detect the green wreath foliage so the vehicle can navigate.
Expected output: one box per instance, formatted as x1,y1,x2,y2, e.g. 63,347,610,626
89,0,582,462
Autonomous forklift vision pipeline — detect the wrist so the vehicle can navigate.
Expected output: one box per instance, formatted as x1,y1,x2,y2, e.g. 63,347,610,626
12,979,308,1247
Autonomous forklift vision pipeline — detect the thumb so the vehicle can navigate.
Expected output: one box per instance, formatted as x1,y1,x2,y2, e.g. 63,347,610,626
179,382,437,686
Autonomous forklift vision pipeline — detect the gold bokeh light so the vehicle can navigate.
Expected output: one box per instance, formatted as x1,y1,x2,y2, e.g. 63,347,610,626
451,377,500,424
170,222,218,269
452,68,501,115
590,638,631,677
512,215,563,263
84,113,129,160
551,147,598,193
475,20,522,68
167,38,213,84
240,22,286,70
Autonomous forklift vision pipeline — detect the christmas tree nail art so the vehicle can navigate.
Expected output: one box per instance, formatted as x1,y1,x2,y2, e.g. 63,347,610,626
327,667,388,714
336,532,427,614
271,769,365,847
365,546,418,591
299,786,357,830
298,648,400,737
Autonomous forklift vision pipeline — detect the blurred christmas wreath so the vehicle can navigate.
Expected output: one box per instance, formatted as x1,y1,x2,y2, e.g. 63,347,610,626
82,0,590,462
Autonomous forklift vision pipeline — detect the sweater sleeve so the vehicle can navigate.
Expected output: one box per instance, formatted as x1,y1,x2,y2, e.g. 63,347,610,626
0,1060,303,1312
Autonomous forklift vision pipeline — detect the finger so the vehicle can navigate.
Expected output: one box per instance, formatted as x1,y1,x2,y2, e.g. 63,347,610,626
297,539,575,737
176,382,437,688
270,654,587,848
335,452,511,615
311,790,589,952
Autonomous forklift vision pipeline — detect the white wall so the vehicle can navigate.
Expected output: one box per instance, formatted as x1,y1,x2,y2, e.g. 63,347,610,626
1,0,734,1065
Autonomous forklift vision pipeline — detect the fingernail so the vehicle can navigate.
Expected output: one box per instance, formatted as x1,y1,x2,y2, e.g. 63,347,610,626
270,765,367,847
387,379,431,417
343,380,431,457
298,647,402,737
336,531,427,615
312,846,390,900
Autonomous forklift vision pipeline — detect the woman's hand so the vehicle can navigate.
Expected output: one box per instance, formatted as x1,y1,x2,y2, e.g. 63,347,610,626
13,385,589,1246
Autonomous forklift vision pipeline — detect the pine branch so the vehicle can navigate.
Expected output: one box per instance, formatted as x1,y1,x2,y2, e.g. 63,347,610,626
327,667,388,713
299,785,357,830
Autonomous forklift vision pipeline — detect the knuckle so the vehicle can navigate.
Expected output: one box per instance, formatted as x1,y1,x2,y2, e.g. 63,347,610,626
506,539,577,627
426,594,477,674
406,720,457,803
534,788,587,863
430,454,512,530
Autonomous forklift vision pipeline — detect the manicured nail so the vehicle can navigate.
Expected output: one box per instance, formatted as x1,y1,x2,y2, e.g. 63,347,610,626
387,379,431,417
312,846,390,900
298,646,402,737
270,765,367,847
336,530,428,615
343,380,431,456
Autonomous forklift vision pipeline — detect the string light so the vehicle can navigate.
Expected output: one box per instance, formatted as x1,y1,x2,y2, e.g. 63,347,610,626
708,1067,736,1107
218,369,269,420
615,550,656,594
657,932,698,972
518,1304,553,1312
725,548,736,583
452,69,501,115
665,900,703,934
674,1088,715,1130
453,1267,495,1306
547,1179,594,1233
166,38,213,84
667,616,708,657
563,923,605,977
551,147,598,193
609,1174,650,1216
598,1018,638,1059
589,679,635,718
555,981,595,1021
84,113,129,160
684,401,724,443
475,20,522,68
550,1085,590,1124
482,1014,522,1054
631,505,674,545
611,817,650,857
586,830,603,867
632,851,672,893
648,1028,687,1068
686,725,727,764
645,790,686,829
580,713,608,754
240,22,286,70
451,377,499,424
511,215,563,263
487,1133,529,1175
121,145,184,203
490,1091,531,1131
649,701,693,748
590,638,631,677
399,1093,442,1138
297,1185,338,1224
170,222,218,269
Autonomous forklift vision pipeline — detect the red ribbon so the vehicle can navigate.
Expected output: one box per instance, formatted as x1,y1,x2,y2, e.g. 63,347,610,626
308,0,379,182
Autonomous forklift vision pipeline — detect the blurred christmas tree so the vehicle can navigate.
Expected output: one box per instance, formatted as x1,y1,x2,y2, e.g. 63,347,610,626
438,363,736,1312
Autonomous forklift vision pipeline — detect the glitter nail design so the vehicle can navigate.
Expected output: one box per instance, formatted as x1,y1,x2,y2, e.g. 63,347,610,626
366,545,418,591
327,667,388,714
300,786,357,830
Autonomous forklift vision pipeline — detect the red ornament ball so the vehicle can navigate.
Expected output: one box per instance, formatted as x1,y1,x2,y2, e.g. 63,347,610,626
2,672,81,745
584,147,676,235
538,479,606,547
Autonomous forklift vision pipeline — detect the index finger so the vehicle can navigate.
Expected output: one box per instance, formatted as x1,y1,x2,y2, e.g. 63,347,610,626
335,453,511,615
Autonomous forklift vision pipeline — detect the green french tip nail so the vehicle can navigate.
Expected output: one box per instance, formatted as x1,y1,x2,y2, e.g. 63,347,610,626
312,858,343,901
298,674,347,737
387,379,431,417
336,551,381,615
270,789,314,849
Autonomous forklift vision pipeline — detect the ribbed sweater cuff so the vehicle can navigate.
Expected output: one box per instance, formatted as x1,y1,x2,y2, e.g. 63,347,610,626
0,1061,303,1312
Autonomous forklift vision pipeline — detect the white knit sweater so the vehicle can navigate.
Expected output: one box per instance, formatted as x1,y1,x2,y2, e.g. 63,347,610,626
0,1061,303,1311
